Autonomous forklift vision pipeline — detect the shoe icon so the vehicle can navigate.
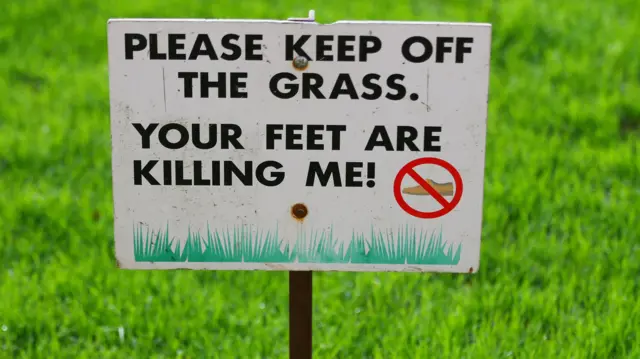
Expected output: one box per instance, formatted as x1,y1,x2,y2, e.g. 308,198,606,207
402,178,454,196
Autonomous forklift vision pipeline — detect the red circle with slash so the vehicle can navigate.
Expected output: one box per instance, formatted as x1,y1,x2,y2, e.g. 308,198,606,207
393,157,463,219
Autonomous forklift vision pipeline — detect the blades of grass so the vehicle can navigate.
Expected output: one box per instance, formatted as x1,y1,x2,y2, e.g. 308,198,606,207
182,230,191,261
408,226,417,264
401,225,409,264
191,229,199,261
379,230,389,263
131,223,462,265
213,229,223,260
273,225,288,261
135,224,155,261
209,228,218,261
320,227,330,262
270,229,289,262
169,237,181,262
155,229,167,259
397,227,403,263
303,229,317,263
243,226,252,262
312,229,322,263
292,229,298,262
229,226,237,261
394,226,403,264
435,229,446,254
329,225,343,263
162,229,172,258
244,226,254,262
383,229,391,263
202,223,213,258
182,230,193,262
338,241,346,262
427,229,436,259
203,225,215,259
161,224,172,258
302,226,310,261
369,230,377,261
267,230,285,262
256,227,264,262
149,228,156,259
325,227,336,262
368,228,377,263
241,225,251,261
386,229,394,263
307,227,320,263
346,230,356,263
133,225,143,260
145,228,154,259
417,228,426,262
257,228,268,262
228,225,237,262
224,226,233,260
408,227,418,264
251,227,272,262
220,226,229,261
419,229,435,264
258,228,272,261
249,225,259,262
187,230,206,262
419,229,428,259
452,243,462,264
380,229,397,263
282,239,292,262
400,225,408,264
317,229,327,263
358,231,369,263
349,230,364,264
397,226,406,264
140,227,148,258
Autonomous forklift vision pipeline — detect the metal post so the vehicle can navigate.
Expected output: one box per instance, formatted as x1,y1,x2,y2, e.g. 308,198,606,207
289,271,312,359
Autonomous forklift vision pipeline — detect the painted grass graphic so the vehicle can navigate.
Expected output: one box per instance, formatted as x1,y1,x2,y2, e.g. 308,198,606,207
133,223,462,265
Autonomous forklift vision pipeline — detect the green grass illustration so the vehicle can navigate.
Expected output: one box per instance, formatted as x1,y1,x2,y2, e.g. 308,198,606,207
133,224,293,263
132,223,461,265
133,223,185,262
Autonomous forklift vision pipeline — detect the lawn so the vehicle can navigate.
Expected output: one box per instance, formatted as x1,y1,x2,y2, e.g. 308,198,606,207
1,0,639,358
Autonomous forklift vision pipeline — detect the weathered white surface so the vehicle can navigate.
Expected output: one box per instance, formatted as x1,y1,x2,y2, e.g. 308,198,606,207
107,18,491,272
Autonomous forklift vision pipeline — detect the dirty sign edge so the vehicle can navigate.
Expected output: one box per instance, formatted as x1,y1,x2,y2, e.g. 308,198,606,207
106,18,492,28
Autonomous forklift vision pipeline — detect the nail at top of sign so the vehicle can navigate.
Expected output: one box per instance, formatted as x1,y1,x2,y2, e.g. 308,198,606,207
287,10,316,23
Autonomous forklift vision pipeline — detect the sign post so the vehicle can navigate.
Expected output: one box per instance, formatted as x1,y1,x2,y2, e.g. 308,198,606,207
289,271,312,359
106,11,492,357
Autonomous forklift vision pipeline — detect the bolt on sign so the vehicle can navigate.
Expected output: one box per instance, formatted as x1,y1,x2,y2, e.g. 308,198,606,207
107,17,492,273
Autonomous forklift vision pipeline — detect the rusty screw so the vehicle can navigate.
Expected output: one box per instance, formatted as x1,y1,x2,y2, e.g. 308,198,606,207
291,203,308,219
292,56,309,70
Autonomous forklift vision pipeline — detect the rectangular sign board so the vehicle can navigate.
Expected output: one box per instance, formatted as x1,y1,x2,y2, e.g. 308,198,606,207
107,17,491,273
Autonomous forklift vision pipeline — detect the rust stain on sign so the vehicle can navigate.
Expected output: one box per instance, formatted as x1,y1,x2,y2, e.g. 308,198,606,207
292,56,309,71
291,203,309,221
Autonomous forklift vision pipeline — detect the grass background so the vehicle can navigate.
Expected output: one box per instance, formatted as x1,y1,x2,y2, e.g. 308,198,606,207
1,0,639,357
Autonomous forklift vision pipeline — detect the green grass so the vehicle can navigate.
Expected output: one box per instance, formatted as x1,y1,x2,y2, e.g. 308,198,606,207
132,224,461,265
1,0,640,358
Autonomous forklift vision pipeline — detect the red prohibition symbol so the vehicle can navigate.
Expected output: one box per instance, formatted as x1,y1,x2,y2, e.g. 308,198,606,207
393,157,463,219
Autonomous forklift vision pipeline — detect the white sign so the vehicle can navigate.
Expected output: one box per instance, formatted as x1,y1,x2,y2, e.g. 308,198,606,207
107,17,491,273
